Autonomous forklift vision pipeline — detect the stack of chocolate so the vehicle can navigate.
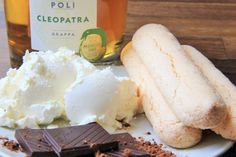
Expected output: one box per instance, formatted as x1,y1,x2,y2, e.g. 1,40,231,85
15,122,150,157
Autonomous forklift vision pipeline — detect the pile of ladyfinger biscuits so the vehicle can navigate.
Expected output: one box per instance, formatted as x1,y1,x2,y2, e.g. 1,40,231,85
121,24,236,149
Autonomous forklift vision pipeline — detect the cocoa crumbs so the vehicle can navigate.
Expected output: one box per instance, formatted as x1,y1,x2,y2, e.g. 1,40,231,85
135,137,176,157
146,132,151,135
3,140,20,151
123,148,132,156
0,138,22,152
117,119,131,128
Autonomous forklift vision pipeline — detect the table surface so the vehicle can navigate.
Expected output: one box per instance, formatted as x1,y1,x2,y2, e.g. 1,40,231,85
0,0,235,156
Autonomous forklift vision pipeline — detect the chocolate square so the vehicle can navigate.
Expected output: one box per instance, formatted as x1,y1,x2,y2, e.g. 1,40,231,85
43,122,118,157
15,129,57,157
103,133,151,157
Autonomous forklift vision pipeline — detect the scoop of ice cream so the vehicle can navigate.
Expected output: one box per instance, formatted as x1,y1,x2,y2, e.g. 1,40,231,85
65,68,139,129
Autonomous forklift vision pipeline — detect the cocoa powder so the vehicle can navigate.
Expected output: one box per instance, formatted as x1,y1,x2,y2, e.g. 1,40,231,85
0,136,22,152
135,137,176,157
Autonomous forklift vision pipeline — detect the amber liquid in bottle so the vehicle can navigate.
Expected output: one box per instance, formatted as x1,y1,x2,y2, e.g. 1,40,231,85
4,0,127,68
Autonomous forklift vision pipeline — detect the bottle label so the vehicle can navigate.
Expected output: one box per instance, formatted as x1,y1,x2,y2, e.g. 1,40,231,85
79,28,107,62
29,0,97,51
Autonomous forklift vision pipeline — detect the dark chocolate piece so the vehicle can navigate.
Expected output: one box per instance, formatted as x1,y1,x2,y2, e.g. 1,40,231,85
103,133,151,157
112,133,134,147
15,129,57,157
43,122,118,157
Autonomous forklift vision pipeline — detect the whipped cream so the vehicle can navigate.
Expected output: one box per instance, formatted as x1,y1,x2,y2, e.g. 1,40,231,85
0,48,139,129
0,48,95,128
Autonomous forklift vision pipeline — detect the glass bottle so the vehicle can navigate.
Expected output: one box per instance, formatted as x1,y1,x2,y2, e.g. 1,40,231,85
4,0,128,68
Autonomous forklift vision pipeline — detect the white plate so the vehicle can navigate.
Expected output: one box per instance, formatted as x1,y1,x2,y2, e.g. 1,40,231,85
0,114,233,157
0,66,234,157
